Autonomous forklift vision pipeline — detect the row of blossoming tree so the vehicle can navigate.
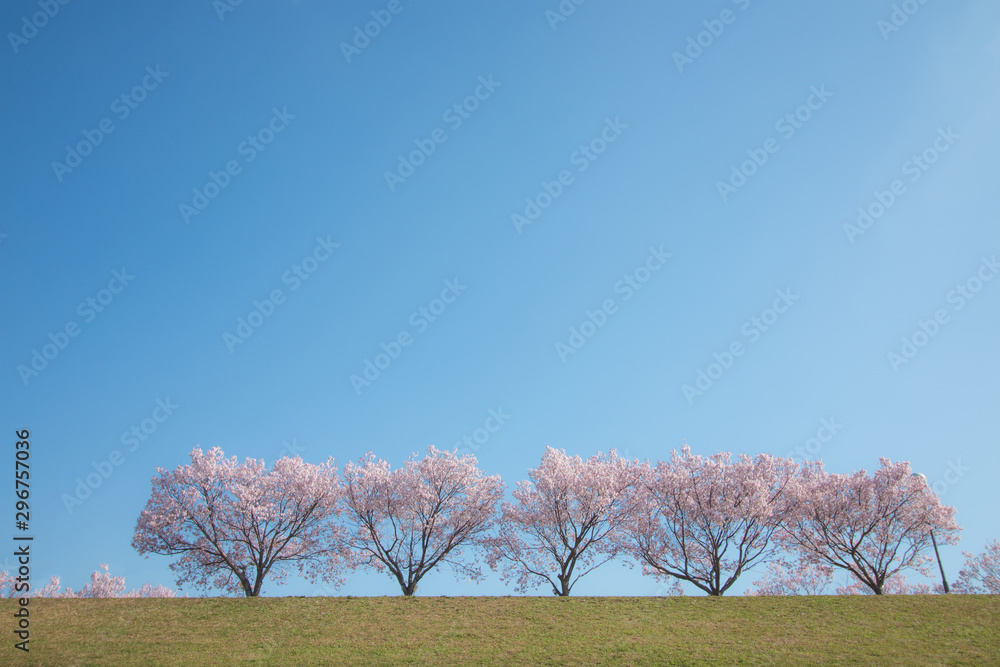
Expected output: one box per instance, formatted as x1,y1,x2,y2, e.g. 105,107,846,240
1,563,177,598
128,445,998,597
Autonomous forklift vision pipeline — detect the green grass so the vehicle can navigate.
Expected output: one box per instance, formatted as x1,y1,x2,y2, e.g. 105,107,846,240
3,595,998,665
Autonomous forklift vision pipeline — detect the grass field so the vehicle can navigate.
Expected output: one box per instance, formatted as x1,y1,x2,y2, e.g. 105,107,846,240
3,595,998,665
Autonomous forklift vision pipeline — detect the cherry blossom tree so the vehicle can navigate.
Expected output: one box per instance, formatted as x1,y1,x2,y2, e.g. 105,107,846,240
339,446,503,596
835,575,933,595
746,559,834,596
484,448,642,596
953,539,1000,594
132,447,347,597
746,559,938,596
0,571,60,598
118,582,179,598
620,445,797,596
32,577,63,598
778,459,960,595
58,563,178,598
1,564,176,598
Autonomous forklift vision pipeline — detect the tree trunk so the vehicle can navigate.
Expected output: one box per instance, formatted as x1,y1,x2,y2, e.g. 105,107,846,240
553,574,571,596
235,565,256,597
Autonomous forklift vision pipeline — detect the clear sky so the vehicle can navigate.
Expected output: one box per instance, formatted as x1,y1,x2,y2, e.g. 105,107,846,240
2,0,998,597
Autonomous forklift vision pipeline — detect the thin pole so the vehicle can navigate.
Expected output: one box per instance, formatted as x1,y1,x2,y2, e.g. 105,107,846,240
930,529,949,594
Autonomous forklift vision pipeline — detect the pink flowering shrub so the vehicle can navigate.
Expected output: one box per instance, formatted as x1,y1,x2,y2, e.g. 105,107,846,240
835,575,934,595
1,564,178,598
952,539,1000,594
746,560,834,596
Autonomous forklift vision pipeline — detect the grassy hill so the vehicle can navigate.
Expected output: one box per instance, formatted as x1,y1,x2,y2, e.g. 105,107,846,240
4,595,998,665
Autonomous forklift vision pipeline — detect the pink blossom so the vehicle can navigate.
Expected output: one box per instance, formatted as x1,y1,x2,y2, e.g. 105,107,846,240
746,559,834,596
952,539,1000,594
835,574,934,595
132,447,347,597
778,459,961,595
1,570,63,599
483,447,642,595
1,564,178,598
621,445,798,596
340,446,503,596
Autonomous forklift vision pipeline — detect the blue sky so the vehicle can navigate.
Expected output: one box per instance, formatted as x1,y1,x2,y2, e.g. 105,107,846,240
2,0,998,597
